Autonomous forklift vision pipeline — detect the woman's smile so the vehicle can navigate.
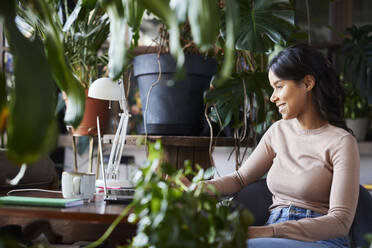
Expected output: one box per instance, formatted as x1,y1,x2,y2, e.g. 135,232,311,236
277,103,286,113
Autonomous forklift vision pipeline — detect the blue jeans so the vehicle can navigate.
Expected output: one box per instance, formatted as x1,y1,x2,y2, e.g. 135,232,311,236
247,206,350,248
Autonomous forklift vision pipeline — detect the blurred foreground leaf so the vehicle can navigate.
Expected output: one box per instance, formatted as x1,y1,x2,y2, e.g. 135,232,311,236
0,0,57,164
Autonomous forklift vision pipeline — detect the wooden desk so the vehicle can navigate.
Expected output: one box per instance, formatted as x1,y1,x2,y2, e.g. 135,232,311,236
0,192,135,246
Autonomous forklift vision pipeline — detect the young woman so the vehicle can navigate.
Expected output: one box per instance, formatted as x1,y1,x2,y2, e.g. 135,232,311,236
184,44,360,248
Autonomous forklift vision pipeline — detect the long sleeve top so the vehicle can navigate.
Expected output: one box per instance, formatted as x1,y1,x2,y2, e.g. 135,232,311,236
205,118,360,242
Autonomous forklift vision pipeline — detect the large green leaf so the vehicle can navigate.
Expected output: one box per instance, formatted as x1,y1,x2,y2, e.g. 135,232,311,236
27,0,85,127
212,0,239,87
342,25,372,104
0,0,58,164
234,0,294,53
105,0,130,80
95,0,145,80
188,0,220,51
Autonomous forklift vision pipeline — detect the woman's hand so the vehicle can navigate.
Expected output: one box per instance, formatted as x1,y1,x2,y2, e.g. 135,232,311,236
248,226,274,238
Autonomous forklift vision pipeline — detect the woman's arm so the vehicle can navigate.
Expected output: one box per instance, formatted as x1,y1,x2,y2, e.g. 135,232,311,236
202,127,276,196
248,226,274,238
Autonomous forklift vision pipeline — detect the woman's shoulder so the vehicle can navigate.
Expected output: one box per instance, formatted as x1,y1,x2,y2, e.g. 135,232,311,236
266,119,356,143
325,124,358,150
327,124,355,140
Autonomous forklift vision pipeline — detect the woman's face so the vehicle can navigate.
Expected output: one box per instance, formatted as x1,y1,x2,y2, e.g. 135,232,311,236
268,69,309,120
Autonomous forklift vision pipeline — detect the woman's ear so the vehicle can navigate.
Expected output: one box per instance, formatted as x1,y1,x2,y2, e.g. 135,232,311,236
303,75,315,91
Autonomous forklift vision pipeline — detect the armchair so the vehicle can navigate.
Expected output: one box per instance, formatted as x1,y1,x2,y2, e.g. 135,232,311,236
232,179,372,247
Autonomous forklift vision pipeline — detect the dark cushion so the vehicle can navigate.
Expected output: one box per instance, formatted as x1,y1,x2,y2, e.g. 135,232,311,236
231,179,273,226
0,149,56,192
350,185,372,247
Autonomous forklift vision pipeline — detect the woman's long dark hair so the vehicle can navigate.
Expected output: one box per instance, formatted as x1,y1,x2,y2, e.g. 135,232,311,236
268,44,351,133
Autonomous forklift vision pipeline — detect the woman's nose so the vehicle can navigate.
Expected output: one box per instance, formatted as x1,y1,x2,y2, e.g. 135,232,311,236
270,91,278,103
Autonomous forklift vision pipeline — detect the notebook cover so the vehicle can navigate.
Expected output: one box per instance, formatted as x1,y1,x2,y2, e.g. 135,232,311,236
0,196,84,208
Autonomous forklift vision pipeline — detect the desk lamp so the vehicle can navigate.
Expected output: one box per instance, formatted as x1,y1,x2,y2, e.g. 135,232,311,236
88,77,132,188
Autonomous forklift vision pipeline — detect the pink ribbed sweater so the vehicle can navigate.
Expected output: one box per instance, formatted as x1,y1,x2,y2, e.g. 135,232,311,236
207,118,360,242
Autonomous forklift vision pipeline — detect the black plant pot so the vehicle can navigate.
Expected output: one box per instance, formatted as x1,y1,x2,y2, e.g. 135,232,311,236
133,53,217,135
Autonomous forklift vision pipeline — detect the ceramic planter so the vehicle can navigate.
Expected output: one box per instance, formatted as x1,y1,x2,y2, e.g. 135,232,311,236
346,118,369,141
64,90,110,136
133,53,217,136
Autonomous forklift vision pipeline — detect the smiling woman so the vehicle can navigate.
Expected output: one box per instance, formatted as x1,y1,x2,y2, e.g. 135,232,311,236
183,44,360,248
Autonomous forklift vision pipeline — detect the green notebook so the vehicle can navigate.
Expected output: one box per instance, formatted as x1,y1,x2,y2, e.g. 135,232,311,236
0,196,84,208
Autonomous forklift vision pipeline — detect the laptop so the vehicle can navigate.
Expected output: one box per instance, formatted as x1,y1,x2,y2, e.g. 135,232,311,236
104,187,135,204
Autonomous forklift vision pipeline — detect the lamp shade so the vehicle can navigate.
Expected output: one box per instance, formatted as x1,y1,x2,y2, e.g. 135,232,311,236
88,77,122,101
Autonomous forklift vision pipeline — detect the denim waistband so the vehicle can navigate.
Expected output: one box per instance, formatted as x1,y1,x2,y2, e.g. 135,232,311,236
284,205,323,217
265,205,350,248
266,205,324,225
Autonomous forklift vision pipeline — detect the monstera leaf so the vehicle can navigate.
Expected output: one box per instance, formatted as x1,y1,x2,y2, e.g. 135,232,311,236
342,25,372,104
233,0,294,53
205,72,271,129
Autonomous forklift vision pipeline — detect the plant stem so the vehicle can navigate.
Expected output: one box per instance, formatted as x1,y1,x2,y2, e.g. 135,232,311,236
143,54,162,150
204,104,219,177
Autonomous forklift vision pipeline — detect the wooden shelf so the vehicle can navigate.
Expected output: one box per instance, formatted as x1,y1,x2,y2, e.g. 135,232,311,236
102,135,253,147
58,135,372,156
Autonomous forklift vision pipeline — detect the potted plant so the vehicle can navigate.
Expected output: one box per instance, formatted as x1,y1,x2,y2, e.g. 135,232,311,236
19,0,111,136
129,11,219,136
97,0,296,139
341,25,372,104
133,41,217,136
343,80,371,141
61,0,111,136
341,24,372,141
0,0,296,170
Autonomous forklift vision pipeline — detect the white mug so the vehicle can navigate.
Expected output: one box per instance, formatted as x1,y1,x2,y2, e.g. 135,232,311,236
62,172,95,200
